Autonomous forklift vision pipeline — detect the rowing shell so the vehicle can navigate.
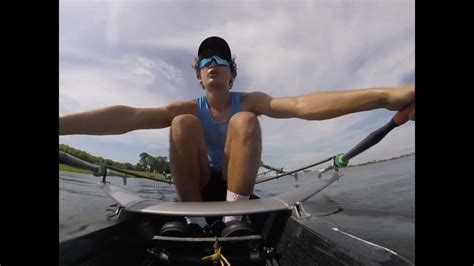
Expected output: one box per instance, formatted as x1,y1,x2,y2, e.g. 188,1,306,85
99,170,341,217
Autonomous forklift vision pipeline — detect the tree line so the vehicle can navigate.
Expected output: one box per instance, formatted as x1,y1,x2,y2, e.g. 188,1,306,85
59,144,171,174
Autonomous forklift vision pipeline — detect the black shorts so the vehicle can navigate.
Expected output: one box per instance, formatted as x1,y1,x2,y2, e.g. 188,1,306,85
202,167,227,202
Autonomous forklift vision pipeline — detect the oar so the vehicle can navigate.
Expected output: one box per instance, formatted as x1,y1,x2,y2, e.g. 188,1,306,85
105,165,173,184
59,151,99,173
257,102,415,184
59,151,173,184
334,102,415,168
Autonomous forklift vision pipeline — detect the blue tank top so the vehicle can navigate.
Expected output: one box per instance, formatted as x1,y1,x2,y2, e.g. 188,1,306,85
197,92,243,168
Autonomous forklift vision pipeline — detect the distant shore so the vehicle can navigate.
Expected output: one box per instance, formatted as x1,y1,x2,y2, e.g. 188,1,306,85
349,153,415,167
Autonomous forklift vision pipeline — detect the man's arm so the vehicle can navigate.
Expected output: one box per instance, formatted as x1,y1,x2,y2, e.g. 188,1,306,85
59,100,197,135
243,85,414,120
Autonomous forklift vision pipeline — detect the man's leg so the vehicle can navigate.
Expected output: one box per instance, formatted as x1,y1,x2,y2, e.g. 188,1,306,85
170,114,210,202
224,111,262,198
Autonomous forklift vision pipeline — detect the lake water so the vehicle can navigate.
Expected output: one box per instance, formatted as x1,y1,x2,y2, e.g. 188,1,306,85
59,155,415,263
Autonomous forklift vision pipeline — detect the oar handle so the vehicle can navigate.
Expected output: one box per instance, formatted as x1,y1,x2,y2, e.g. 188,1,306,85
335,102,415,167
393,102,415,125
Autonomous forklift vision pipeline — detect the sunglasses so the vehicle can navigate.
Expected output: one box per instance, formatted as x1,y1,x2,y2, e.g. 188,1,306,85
199,56,230,69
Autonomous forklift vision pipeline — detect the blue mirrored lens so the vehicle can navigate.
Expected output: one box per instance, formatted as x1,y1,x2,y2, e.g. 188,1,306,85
199,56,230,69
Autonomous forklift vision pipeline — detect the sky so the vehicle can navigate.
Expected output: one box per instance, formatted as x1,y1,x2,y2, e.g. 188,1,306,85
59,0,415,170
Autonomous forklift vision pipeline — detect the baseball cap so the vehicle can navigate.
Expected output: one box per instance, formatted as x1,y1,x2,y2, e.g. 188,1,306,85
198,36,232,62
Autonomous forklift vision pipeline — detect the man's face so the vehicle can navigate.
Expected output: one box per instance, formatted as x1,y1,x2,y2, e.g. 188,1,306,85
199,59,234,90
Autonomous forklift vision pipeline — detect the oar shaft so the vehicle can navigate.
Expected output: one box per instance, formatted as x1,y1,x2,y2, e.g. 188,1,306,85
344,119,397,161
341,102,415,164
59,151,173,184
106,165,172,184
59,151,99,173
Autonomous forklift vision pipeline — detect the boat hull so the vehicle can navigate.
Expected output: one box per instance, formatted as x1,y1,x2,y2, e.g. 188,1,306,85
59,212,413,266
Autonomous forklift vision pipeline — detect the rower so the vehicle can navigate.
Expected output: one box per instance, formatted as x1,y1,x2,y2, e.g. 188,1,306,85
59,36,415,237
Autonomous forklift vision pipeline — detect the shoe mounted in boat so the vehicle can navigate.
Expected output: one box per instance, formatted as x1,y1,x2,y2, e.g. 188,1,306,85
159,221,207,237
220,220,256,237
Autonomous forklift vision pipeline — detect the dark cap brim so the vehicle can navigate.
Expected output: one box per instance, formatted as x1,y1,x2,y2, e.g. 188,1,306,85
198,36,232,61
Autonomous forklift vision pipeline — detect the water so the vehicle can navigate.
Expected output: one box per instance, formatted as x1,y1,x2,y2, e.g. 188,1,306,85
304,156,415,262
59,155,414,263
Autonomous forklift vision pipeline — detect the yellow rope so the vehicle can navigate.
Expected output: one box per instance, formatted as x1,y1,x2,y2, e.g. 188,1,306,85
202,239,231,266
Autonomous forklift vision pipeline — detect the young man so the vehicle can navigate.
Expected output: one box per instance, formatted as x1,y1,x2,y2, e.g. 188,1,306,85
60,36,415,236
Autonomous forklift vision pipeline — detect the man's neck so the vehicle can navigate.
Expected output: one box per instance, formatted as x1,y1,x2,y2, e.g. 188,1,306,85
205,88,231,112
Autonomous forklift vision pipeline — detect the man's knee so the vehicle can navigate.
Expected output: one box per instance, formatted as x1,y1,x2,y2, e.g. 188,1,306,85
170,114,202,141
171,114,200,129
229,112,261,138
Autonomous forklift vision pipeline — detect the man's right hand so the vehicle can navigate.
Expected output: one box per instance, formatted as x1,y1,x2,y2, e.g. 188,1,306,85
385,84,415,113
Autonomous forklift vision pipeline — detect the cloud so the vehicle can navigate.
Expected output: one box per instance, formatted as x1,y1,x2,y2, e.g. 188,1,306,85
60,53,185,114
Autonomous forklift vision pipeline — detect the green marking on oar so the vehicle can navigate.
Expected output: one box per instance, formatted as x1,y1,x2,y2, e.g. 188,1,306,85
334,154,348,168
93,164,107,177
